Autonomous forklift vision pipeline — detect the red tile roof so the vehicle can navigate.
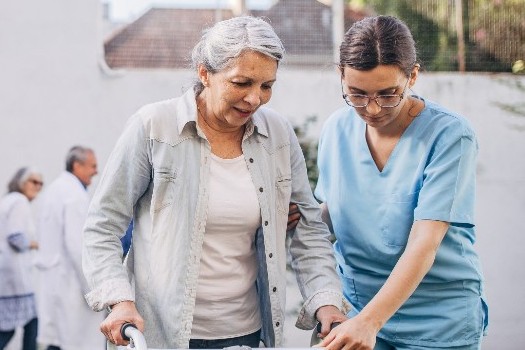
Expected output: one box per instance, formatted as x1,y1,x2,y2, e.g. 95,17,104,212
105,8,235,69
104,0,367,69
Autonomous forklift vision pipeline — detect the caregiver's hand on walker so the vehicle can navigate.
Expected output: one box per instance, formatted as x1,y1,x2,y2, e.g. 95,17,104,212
316,315,377,350
101,301,144,346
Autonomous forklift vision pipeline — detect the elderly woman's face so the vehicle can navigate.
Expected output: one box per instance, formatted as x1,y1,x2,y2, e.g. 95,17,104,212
201,50,278,129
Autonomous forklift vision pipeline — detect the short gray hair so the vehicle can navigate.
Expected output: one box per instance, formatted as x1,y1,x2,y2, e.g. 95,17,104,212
7,167,40,193
65,145,94,172
191,16,285,92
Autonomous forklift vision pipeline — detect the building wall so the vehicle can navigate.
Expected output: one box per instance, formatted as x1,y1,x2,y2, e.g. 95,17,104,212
1,1,524,348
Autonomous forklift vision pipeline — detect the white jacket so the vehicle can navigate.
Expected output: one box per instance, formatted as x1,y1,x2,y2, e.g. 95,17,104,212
0,192,37,331
35,171,104,350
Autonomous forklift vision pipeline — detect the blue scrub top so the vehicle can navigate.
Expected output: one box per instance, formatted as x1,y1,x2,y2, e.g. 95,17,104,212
315,98,488,347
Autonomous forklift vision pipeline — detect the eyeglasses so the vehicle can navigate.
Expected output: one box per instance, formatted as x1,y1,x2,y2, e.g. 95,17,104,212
341,78,410,108
28,179,44,187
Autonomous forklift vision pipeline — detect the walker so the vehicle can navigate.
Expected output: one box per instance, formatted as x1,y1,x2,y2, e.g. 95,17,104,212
107,322,338,350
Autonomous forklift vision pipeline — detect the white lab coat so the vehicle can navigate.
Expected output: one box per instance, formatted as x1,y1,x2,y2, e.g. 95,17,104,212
35,171,104,350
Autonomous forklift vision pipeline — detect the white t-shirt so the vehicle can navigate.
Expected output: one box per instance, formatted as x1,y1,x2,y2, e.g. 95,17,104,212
191,154,262,339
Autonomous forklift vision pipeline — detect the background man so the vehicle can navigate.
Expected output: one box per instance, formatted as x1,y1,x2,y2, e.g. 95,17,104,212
35,146,104,350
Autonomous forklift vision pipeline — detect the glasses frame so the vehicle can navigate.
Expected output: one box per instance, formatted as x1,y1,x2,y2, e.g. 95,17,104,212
341,77,410,108
28,179,44,187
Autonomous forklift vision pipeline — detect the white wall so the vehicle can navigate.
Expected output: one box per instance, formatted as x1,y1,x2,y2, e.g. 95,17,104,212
1,1,524,348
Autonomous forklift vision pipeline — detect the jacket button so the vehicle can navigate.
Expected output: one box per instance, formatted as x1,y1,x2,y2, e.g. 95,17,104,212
275,322,280,327
259,187,263,192
273,287,277,292
249,158,254,163
269,253,273,258
264,221,268,226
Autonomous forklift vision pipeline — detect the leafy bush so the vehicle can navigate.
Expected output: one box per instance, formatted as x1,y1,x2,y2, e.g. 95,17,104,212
293,115,319,191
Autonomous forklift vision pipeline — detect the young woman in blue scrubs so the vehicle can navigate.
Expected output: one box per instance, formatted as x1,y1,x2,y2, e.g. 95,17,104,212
315,16,488,349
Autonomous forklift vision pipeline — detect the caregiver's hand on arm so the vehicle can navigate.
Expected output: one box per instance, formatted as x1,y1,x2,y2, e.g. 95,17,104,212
287,203,300,231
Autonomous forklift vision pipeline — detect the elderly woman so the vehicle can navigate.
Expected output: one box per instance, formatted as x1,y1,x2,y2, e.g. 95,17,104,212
82,16,346,349
0,167,43,350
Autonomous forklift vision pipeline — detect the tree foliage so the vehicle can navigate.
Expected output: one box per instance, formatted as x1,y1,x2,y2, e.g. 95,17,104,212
346,0,524,72
293,115,319,191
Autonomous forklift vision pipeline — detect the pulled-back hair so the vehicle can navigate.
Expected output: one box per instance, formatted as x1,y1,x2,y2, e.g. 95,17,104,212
191,16,285,93
340,16,417,77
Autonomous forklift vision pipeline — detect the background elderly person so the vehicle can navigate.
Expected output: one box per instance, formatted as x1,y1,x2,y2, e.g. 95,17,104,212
83,16,346,349
0,167,42,350
36,146,103,350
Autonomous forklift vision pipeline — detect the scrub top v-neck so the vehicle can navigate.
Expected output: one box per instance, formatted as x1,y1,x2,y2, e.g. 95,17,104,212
315,98,487,347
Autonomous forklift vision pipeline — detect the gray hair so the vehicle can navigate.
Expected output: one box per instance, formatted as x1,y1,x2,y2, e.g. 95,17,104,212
191,16,285,93
7,167,41,193
65,145,94,172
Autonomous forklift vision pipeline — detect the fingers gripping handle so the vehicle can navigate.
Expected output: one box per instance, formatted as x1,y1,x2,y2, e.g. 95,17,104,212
106,323,148,350
122,323,148,350
121,323,137,341
316,321,341,333
310,321,342,346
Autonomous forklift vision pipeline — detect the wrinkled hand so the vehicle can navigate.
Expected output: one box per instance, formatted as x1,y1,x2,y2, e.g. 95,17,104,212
316,314,378,350
287,203,301,231
100,301,144,346
315,305,348,337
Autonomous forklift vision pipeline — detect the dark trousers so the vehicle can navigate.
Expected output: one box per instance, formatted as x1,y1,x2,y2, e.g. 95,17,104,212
0,317,38,350
189,329,261,349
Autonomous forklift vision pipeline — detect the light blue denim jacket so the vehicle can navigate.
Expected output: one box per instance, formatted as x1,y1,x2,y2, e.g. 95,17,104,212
83,89,343,348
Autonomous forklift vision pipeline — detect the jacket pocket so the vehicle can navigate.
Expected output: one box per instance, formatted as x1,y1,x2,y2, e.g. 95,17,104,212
152,168,178,212
275,175,292,215
392,280,483,343
336,264,360,306
380,191,419,247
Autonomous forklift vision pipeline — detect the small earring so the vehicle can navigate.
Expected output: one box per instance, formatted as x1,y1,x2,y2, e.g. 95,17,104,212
202,80,208,87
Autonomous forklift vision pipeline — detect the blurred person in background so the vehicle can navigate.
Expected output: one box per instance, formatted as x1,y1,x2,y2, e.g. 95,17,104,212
35,146,104,350
0,167,42,350
316,15,488,350
82,16,347,349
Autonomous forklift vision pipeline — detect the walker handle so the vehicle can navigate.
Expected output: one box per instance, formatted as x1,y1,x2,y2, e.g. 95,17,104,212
120,323,137,341
108,323,148,350
316,321,341,333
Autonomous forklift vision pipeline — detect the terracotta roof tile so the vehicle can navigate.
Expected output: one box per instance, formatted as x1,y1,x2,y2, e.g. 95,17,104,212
104,1,367,69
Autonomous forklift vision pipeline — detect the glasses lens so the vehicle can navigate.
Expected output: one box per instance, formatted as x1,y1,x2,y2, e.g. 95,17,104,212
376,95,402,108
347,95,369,107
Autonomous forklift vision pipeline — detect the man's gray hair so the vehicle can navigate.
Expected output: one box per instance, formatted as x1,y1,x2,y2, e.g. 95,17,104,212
191,16,285,91
65,145,94,172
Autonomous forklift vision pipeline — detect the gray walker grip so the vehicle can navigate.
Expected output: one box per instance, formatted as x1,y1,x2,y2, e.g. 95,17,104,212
106,323,148,350
310,321,341,346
